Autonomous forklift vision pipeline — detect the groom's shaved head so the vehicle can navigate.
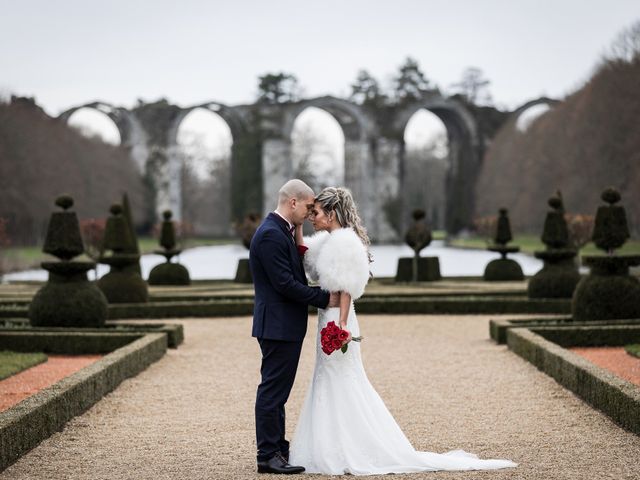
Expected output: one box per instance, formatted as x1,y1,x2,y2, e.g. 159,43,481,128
278,179,314,205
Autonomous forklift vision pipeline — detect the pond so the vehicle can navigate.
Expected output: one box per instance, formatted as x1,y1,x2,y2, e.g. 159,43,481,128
2,241,543,282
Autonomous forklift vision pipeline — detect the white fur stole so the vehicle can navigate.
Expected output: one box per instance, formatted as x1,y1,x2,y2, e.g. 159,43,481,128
303,228,369,299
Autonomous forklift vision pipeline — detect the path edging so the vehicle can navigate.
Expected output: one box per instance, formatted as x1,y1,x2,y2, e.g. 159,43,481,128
0,332,167,471
507,327,640,435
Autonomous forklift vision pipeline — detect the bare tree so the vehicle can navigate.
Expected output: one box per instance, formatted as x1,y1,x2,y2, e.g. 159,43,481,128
604,19,640,63
450,67,493,105
291,122,342,192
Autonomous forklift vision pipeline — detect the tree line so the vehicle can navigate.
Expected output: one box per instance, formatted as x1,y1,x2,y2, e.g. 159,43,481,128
475,20,640,235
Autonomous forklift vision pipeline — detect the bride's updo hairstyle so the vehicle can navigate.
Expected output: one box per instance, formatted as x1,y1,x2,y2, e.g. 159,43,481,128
315,187,372,262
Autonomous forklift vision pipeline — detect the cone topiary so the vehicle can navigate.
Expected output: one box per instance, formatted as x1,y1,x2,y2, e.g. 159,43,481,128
571,187,640,321
528,192,580,298
483,208,524,281
148,210,190,285
29,195,108,327
395,209,440,282
97,203,149,303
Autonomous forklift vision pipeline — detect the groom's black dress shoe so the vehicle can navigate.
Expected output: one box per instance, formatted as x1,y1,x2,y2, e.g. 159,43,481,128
257,452,305,474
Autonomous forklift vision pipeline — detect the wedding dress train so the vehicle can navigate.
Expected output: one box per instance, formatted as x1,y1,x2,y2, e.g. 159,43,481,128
289,228,516,475
289,306,517,475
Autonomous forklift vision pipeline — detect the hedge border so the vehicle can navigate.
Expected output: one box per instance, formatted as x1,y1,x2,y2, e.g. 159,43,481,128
0,322,184,349
507,327,640,435
1,294,570,320
490,316,640,344
0,332,167,472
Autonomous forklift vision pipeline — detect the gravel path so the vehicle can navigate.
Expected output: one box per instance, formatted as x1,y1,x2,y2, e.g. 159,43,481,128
3,315,640,479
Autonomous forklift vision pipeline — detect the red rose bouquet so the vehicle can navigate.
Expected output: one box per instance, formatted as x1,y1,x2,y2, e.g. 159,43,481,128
320,321,363,355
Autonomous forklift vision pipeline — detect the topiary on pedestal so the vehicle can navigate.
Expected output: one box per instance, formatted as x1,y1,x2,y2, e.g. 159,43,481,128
483,208,524,281
97,204,149,303
29,195,108,327
572,187,640,321
528,192,581,298
395,209,441,282
148,210,190,285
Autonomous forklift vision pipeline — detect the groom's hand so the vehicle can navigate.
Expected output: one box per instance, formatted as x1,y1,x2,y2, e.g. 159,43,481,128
328,291,340,308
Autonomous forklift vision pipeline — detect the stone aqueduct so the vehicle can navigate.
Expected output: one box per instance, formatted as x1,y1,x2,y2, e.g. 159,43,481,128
59,96,553,241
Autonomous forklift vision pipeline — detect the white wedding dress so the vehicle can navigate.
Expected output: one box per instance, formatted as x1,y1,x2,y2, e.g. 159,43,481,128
289,229,517,475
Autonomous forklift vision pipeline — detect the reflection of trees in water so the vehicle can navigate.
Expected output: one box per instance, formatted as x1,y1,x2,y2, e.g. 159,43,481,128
178,131,231,237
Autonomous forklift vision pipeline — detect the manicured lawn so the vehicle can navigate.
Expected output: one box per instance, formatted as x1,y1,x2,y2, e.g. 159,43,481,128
625,344,640,359
0,351,48,380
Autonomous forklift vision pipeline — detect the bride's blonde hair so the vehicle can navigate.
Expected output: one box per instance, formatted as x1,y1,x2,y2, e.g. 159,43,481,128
315,187,372,262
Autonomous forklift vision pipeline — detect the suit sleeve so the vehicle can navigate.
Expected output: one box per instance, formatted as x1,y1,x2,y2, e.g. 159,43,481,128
256,230,330,308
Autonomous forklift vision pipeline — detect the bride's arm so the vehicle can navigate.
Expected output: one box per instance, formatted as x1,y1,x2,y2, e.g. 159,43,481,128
339,291,352,337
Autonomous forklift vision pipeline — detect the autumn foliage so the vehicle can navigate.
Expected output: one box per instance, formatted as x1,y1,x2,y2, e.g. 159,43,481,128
0,98,146,245
475,56,640,235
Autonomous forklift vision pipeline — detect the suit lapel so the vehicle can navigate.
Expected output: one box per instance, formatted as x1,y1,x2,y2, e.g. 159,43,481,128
267,213,306,282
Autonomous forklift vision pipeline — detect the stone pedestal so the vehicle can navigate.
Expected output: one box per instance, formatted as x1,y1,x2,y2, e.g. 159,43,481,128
234,258,253,283
395,257,441,282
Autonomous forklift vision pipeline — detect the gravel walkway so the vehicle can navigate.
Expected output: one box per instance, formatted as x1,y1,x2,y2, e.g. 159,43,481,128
3,315,640,479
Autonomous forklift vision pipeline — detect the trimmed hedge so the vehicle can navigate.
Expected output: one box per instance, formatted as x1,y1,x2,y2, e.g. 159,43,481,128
0,332,167,471
489,316,640,344
0,321,184,349
483,258,524,281
0,331,146,354
507,327,640,435
355,296,570,315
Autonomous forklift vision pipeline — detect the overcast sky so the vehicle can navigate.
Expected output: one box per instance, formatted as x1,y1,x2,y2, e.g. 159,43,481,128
2,0,639,116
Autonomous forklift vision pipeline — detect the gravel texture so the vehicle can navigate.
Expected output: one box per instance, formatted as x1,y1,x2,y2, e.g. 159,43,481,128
2,314,640,479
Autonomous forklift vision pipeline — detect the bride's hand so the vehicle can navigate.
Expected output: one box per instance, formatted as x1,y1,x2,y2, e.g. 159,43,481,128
340,327,352,345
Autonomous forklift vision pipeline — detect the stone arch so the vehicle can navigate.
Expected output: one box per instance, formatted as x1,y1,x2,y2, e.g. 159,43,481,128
166,103,245,236
511,97,560,118
281,96,375,141
165,102,251,226
59,102,148,172
166,101,247,147
259,97,378,234
393,97,481,233
511,97,559,133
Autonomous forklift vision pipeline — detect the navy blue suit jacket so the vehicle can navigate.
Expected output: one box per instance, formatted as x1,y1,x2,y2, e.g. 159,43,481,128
250,213,330,342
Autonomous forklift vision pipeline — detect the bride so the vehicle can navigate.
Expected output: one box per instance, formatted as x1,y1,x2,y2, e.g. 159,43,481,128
289,187,517,475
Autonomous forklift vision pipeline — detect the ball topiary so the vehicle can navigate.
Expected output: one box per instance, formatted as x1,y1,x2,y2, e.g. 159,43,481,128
148,262,190,286
483,258,524,281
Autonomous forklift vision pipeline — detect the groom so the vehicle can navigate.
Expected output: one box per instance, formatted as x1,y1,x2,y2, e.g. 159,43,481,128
250,179,337,474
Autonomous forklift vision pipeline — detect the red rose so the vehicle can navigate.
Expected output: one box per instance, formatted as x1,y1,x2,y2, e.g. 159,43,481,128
326,321,336,329
330,325,340,335
332,338,342,349
322,345,333,355
338,330,349,342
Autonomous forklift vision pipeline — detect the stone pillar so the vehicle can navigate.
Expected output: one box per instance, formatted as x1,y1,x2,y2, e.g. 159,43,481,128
371,138,402,242
261,138,292,216
344,139,376,238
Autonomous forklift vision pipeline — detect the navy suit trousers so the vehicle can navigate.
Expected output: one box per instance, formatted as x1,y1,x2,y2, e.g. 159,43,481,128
255,338,303,462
